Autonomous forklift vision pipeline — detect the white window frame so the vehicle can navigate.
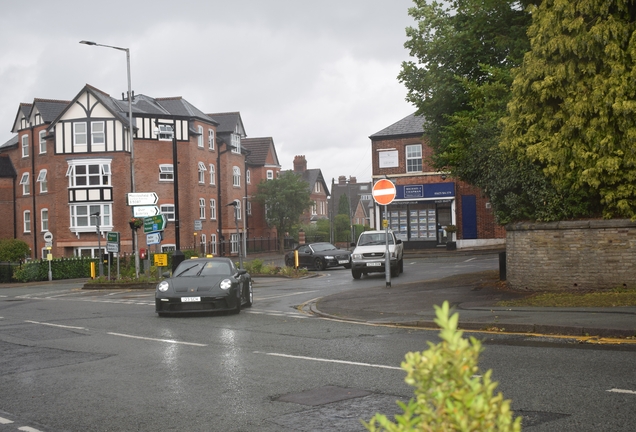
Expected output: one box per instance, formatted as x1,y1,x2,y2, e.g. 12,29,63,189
20,172,30,195
39,130,47,154
315,182,320,193
41,208,49,232
197,125,204,148
234,199,242,220
208,129,215,150
161,244,176,253
231,133,241,154
73,122,87,150
23,210,31,233
69,203,112,232
247,201,252,216
230,233,239,254
210,234,217,255
246,170,251,184
37,169,47,193
198,161,206,184
157,125,173,141
406,144,423,173
199,198,205,219
210,199,217,220
209,164,215,185
267,170,274,180
66,160,111,188
91,121,105,150
159,164,174,181
160,204,175,221
200,233,206,255
21,135,29,158
233,166,241,187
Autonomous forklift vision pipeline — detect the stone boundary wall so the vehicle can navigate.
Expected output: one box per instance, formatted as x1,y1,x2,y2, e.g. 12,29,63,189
506,219,636,291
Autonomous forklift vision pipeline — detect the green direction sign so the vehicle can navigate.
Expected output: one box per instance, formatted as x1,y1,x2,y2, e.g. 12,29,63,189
106,232,120,253
144,215,167,233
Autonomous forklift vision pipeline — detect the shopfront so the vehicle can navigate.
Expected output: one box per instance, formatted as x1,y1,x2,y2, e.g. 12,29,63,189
376,182,455,249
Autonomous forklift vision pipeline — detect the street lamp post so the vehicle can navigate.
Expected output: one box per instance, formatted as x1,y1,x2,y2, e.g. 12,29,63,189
79,40,139,278
91,211,103,277
227,201,242,269
154,122,184,273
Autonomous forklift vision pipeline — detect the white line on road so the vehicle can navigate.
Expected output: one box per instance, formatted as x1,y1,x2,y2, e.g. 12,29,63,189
0,416,13,424
107,332,207,347
257,290,319,300
24,320,87,331
607,388,636,395
19,426,43,432
254,351,402,371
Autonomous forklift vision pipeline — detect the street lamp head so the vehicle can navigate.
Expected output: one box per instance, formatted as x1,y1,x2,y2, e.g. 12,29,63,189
79,40,97,46
227,201,238,207
91,211,100,217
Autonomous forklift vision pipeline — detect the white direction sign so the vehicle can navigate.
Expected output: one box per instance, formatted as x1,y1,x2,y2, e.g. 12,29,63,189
147,232,162,245
127,192,159,206
133,206,161,217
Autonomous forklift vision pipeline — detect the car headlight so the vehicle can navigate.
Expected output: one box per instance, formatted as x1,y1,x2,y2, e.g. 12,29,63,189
324,255,334,260
220,279,233,290
352,254,362,260
157,281,170,292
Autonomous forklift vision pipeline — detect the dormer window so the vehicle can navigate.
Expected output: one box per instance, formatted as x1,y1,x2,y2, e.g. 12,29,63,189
231,133,241,154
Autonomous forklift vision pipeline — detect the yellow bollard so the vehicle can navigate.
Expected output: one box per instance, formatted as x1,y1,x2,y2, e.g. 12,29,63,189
90,262,96,279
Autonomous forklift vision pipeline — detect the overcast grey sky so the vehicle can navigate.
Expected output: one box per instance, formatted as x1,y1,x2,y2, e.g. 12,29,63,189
0,0,416,185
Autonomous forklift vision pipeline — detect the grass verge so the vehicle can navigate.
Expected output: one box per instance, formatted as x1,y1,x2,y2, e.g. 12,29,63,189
497,287,636,307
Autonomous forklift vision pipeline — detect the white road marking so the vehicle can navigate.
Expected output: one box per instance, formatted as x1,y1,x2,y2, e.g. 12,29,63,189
0,416,13,424
24,320,87,331
19,427,43,432
254,351,402,371
107,332,207,347
257,290,319,300
464,258,476,262
607,388,636,395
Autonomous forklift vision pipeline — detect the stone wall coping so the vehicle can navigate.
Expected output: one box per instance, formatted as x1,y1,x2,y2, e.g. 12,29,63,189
506,219,636,231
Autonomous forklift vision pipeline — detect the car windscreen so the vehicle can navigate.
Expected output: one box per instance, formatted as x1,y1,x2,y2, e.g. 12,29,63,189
311,243,337,252
358,233,394,246
173,261,232,277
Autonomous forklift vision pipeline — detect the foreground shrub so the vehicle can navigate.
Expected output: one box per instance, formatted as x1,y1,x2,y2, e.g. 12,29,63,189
364,301,521,431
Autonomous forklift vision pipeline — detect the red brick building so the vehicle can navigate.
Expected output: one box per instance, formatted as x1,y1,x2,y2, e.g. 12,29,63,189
291,155,330,225
242,137,281,239
370,113,505,249
0,85,269,260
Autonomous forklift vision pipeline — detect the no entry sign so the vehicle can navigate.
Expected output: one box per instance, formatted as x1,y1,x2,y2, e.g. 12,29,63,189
372,179,396,206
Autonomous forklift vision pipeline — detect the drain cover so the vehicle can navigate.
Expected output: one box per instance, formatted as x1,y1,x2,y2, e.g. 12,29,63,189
276,386,371,406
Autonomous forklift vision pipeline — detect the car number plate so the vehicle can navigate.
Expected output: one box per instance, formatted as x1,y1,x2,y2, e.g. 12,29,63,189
338,260,349,264
181,297,201,302
367,262,382,267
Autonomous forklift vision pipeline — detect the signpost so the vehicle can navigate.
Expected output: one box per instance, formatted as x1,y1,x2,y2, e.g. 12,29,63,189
372,179,396,288
133,206,161,218
43,231,53,281
126,192,159,206
144,215,167,233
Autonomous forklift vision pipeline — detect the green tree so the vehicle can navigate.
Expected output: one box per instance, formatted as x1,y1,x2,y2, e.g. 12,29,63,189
502,0,636,219
399,0,532,151
334,214,351,243
0,239,31,262
254,171,313,252
338,193,350,216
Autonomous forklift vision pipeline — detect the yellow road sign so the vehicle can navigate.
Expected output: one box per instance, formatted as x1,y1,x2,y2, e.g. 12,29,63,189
154,253,168,267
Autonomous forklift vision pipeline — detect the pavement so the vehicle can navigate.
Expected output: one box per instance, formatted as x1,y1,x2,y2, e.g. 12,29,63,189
293,247,636,342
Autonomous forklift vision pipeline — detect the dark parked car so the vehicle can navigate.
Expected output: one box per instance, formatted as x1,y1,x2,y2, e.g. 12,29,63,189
155,257,253,316
285,242,351,271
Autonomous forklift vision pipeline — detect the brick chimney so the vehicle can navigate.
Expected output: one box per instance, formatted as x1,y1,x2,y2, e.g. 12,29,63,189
349,176,357,184
293,155,307,173
338,175,347,185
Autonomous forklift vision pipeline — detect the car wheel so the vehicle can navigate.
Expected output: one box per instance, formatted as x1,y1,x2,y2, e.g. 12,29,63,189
391,266,399,277
285,257,294,267
352,269,362,279
314,258,325,271
245,280,253,307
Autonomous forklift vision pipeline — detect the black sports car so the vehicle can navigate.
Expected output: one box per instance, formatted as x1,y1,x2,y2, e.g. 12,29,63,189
155,257,253,316
284,242,352,271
